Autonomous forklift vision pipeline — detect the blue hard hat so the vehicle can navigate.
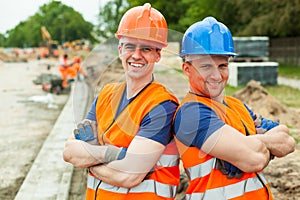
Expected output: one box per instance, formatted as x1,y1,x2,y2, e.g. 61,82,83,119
180,16,237,57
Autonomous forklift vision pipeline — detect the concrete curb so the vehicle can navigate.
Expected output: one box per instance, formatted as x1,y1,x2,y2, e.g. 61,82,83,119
278,76,300,90
15,81,89,200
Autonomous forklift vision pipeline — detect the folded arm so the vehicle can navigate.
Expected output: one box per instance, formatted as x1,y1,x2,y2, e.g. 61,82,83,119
202,124,270,172
63,135,126,168
202,124,295,172
255,124,295,158
89,136,165,188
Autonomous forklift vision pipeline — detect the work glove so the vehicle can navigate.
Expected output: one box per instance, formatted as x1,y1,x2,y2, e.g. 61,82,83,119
215,159,243,179
254,114,279,134
104,145,127,163
74,119,99,145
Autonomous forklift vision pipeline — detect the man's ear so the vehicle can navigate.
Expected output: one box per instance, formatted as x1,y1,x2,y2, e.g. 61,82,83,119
155,49,161,62
118,45,122,59
182,62,190,75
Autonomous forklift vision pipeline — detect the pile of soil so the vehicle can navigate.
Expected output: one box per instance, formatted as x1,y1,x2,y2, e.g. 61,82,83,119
233,80,300,128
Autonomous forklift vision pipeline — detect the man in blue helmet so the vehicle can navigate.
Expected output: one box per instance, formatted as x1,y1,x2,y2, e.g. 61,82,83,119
173,16,295,199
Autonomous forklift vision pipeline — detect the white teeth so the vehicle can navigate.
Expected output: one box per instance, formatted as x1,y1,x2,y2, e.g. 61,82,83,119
130,63,144,68
207,82,221,87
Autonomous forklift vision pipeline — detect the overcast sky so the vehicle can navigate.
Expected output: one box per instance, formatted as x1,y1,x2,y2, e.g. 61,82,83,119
0,0,106,34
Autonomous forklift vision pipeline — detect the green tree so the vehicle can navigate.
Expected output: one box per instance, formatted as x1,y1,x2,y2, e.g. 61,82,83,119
214,0,300,37
97,0,300,40
0,33,5,47
5,1,96,47
126,0,186,32
176,0,221,32
97,0,187,42
97,0,128,40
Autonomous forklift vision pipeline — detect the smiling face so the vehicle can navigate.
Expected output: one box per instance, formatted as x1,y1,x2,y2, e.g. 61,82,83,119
182,54,230,100
118,37,162,82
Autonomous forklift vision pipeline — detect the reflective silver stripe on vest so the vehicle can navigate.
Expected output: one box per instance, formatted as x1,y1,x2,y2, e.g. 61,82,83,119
87,174,177,198
156,154,179,167
185,158,215,181
185,172,268,200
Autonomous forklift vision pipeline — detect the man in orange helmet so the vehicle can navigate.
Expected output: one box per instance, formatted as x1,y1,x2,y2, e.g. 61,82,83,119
63,3,180,200
67,56,87,82
58,54,70,88
59,55,87,89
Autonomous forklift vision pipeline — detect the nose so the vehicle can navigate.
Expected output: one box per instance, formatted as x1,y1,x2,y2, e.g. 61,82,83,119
132,47,143,59
210,66,222,80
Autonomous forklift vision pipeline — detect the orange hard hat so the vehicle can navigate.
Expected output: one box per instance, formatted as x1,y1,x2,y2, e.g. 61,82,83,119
115,3,168,47
73,56,82,63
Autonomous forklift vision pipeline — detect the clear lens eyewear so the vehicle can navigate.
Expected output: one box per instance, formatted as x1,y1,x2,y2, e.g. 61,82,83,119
121,43,158,54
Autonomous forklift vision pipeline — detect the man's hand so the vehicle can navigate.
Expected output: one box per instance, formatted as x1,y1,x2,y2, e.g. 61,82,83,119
74,120,99,145
215,159,243,179
261,125,295,158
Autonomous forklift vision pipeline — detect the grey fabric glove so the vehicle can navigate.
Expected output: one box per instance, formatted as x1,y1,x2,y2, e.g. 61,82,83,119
104,145,127,163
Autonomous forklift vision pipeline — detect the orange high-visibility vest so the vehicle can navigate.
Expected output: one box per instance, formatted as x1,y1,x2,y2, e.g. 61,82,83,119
66,64,78,79
67,63,87,79
175,93,273,200
59,58,69,88
86,81,180,200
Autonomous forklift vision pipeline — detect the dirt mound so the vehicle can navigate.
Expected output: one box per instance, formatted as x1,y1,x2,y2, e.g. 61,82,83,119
233,80,300,199
264,147,300,200
232,80,300,128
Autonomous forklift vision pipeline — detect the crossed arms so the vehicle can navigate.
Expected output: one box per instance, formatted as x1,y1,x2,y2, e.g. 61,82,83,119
202,124,295,172
63,135,165,188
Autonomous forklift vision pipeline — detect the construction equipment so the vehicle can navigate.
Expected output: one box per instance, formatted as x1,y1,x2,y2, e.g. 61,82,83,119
62,39,91,51
40,26,59,58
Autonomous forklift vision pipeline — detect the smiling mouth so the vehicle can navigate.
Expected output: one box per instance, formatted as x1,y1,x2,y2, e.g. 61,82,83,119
206,81,222,87
129,62,145,68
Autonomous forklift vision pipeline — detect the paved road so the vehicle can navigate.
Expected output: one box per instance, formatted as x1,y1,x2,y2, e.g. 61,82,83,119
14,76,89,199
0,60,70,199
0,59,89,200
